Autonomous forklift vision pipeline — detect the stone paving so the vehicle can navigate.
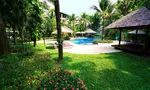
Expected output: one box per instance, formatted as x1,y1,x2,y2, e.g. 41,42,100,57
37,40,122,54
63,41,121,54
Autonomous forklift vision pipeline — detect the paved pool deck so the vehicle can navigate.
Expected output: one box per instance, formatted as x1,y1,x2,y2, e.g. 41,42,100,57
63,41,121,54
37,40,123,54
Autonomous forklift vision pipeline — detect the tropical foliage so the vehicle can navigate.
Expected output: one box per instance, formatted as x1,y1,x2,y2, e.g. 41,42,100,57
39,69,87,90
0,0,150,89
91,0,114,40
88,12,101,32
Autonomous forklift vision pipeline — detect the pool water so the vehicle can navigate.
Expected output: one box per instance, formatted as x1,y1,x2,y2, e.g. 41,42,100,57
73,38,94,44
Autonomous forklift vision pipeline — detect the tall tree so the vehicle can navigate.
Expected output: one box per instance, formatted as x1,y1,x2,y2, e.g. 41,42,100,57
68,14,76,31
79,13,89,32
48,0,63,62
25,0,42,47
88,12,101,32
54,0,63,62
91,0,114,40
0,17,9,55
116,0,136,16
0,0,26,55
115,0,150,17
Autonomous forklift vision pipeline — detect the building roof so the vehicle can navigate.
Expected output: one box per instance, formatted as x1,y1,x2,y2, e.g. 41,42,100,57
60,12,69,17
52,26,73,34
85,29,96,33
106,7,150,29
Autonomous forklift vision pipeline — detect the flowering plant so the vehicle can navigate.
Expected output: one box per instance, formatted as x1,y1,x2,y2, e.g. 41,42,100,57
39,69,87,90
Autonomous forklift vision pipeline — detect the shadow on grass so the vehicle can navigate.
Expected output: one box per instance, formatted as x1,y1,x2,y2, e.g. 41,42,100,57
61,52,150,90
96,52,150,89
0,48,56,89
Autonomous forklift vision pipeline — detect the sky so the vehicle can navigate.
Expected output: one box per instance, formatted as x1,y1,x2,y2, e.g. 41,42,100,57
43,0,117,16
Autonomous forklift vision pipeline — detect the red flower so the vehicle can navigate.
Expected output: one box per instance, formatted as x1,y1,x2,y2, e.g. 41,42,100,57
82,85,85,88
63,88,66,90
76,88,79,90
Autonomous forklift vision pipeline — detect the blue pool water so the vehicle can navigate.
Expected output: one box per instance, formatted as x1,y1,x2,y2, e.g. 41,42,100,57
73,38,94,44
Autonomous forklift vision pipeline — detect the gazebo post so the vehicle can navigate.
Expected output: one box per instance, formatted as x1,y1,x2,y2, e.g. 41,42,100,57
144,26,149,52
135,29,138,45
119,29,122,46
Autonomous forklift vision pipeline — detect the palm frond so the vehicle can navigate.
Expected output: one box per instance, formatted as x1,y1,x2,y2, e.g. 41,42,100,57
99,0,111,11
93,5,101,13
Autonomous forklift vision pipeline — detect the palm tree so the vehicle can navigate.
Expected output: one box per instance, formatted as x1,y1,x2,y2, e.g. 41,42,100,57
68,14,76,31
79,13,89,32
116,0,136,16
91,0,114,40
88,12,101,32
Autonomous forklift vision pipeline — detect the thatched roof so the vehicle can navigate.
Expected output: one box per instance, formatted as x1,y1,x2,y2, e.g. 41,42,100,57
106,7,150,29
52,26,73,34
85,29,97,33
76,32,85,34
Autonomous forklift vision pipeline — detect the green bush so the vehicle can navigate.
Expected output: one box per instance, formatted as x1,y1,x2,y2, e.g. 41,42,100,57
0,49,55,89
46,45,55,49
10,44,32,53
39,69,87,90
93,40,113,43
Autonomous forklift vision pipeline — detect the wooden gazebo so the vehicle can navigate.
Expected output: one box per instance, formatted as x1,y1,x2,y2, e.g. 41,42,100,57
106,6,150,54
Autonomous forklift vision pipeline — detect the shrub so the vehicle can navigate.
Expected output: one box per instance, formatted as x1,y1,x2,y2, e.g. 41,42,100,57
39,69,87,90
93,40,113,43
10,44,32,53
46,43,55,49
46,45,55,49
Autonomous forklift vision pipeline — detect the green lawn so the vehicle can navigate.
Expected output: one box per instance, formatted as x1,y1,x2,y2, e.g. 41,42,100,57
0,44,150,89
50,49,150,90
0,44,57,89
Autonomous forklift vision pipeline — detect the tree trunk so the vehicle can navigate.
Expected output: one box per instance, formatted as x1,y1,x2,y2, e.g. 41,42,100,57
19,28,24,48
54,0,63,62
102,18,105,40
43,35,45,46
33,38,36,47
12,25,17,45
0,18,10,55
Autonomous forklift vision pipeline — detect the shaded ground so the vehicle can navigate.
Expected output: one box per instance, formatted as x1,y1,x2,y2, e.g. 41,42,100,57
50,51,150,90
1,43,150,89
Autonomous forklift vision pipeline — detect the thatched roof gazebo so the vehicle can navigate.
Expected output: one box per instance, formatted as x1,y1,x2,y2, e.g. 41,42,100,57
85,29,97,34
106,6,150,54
106,7,150,29
52,26,73,34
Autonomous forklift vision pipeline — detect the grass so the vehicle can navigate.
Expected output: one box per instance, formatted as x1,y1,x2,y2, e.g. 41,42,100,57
93,40,113,43
50,50,150,90
0,43,150,89
0,44,56,89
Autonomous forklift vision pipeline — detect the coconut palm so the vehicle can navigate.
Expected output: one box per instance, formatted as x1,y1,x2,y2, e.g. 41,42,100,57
88,12,101,32
68,14,76,31
79,13,89,32
91,0,114,40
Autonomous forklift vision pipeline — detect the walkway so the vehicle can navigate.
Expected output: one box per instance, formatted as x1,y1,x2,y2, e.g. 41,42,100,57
63,41,121,54
37,40,122,54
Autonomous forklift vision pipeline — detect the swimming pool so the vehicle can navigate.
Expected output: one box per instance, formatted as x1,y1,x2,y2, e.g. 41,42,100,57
73,38,94,44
